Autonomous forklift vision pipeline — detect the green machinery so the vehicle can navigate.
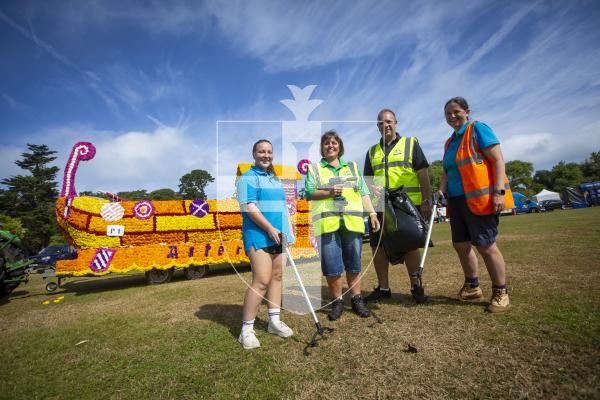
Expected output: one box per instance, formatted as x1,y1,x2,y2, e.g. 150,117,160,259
0,229,34,297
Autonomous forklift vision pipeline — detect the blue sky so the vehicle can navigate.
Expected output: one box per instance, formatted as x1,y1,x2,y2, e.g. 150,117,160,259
1,0,599,198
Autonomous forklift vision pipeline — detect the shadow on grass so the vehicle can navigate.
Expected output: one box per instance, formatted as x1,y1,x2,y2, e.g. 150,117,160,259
195,303,251,339
48,264,253,296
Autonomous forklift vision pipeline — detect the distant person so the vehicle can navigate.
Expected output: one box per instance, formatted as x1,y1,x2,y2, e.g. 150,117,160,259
236,139,295,349
438,97,514,313
305,130,379,321
363,109,432,304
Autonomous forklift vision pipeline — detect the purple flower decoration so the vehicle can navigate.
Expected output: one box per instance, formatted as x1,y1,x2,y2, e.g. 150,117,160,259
297,159,310,175
89,248,116,273
133,200,155,220
189,200,210,218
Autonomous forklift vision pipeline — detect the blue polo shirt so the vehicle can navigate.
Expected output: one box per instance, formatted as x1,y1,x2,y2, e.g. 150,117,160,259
237,166,294,252
443,121,500,197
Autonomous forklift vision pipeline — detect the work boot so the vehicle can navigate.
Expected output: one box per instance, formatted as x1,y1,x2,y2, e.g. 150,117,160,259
351,295,371,317
327,298,344,321
458,284,484,301
411,285,428,304
487,288,510,313
364,286,392,303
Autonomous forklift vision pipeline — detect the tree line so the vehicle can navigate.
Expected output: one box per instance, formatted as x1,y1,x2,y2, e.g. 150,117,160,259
1,143,598,253
0,144,214,253
428,150,600,198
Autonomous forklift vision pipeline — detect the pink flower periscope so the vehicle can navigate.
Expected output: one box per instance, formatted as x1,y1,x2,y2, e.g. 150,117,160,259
55,142,317,277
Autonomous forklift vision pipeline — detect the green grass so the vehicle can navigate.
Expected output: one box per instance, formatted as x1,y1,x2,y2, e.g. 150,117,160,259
1,208,599,399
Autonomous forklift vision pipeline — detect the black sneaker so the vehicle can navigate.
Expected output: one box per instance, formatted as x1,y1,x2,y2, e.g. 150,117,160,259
364,286,392,303
351,295,371,318
411,285,428,304
327,299,344,321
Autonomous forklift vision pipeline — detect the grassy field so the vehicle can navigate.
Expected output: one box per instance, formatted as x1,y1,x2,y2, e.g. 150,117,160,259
1,208,599,399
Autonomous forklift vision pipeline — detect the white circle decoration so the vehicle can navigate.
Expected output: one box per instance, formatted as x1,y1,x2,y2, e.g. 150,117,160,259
100,202,125,222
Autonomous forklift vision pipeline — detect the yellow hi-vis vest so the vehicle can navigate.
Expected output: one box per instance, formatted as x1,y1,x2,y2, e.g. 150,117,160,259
307,161,365,236
368,136,422,206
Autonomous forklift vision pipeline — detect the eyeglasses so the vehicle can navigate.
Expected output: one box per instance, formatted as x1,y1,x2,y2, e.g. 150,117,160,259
377,120,396,126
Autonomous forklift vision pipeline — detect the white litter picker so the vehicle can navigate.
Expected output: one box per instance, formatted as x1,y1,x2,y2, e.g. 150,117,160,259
411,193,439,287
280,233,333,347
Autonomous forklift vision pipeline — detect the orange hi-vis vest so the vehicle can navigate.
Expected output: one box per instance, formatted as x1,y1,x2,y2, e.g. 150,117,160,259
443,121,515,215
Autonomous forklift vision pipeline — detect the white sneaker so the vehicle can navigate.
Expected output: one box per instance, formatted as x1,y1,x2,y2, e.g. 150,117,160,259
238,329,260,349
267,320,294,338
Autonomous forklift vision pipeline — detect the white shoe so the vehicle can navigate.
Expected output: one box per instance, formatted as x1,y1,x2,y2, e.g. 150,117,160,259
267,320,294,338
238,329,260,349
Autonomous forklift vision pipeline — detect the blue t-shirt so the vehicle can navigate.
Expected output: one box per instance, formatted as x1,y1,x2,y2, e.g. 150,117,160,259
236,166,294,252
443,121,500,197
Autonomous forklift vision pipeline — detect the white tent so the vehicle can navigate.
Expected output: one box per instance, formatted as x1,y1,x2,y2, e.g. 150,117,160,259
533,189,561,202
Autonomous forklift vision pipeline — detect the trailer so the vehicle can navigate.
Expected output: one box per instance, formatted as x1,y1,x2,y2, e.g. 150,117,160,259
51,142,317,291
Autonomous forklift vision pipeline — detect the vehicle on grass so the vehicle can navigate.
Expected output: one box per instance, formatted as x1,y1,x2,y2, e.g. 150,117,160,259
52,142,317,291
512,192,544,214
0,229,34,297
539,199,564,211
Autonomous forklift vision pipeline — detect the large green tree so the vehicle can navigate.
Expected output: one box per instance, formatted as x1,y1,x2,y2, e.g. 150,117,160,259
505,160,534,195
427,160,443,193
178,169,214,200
580,150,600,182
149,188,181,200
0,144,60,252
550,161,584,192
117,190,150,200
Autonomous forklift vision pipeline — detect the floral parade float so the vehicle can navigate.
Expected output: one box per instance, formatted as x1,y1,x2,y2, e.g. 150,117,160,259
54,141,317,286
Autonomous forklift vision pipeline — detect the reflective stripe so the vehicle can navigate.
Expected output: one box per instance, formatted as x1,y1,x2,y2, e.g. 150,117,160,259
312,211,364,222
348,161,357,177
369,145,376,161
469,133,485,163
404,136,412,163
403,186,421,193
456,156,478,168
465,182,511,199
465,187,493,199
387,161,412,169
311,162,320,183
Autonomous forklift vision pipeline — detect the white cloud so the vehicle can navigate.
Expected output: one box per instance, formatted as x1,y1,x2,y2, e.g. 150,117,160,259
207,0,483,72
72,126,214,194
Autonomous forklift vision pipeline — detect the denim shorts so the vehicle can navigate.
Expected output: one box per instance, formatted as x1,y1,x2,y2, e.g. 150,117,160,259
319,221,363,277
447,196,499,246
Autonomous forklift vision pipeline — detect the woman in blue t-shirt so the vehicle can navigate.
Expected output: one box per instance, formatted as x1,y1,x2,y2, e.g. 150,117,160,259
438,97,511,313
236,139,295,349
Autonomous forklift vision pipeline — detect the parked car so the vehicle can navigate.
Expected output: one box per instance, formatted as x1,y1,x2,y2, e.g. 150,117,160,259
539,199,564,211
28,245,77,266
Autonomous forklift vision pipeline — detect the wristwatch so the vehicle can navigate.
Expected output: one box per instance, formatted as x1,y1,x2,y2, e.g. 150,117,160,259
493,189,506,195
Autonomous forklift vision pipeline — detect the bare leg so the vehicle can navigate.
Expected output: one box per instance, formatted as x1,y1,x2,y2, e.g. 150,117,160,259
476,243,506,286
371,246,390,288
453,241,478,278
265,252,285,309
345,272,361,296
326,275,343,299
242,248,273,321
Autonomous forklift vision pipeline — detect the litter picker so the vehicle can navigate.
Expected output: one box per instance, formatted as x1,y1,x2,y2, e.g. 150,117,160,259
412,193,439,286
280,233,333,347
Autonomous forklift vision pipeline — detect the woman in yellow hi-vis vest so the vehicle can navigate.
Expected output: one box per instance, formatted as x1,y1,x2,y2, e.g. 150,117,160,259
439,97,513,313
363,109,432,305
305,131,380,321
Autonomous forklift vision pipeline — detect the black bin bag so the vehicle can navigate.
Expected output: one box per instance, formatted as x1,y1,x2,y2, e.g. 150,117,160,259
382,187,433,265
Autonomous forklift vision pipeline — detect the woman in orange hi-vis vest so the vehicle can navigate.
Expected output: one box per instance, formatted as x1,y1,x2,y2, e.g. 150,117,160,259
438,97,514,313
